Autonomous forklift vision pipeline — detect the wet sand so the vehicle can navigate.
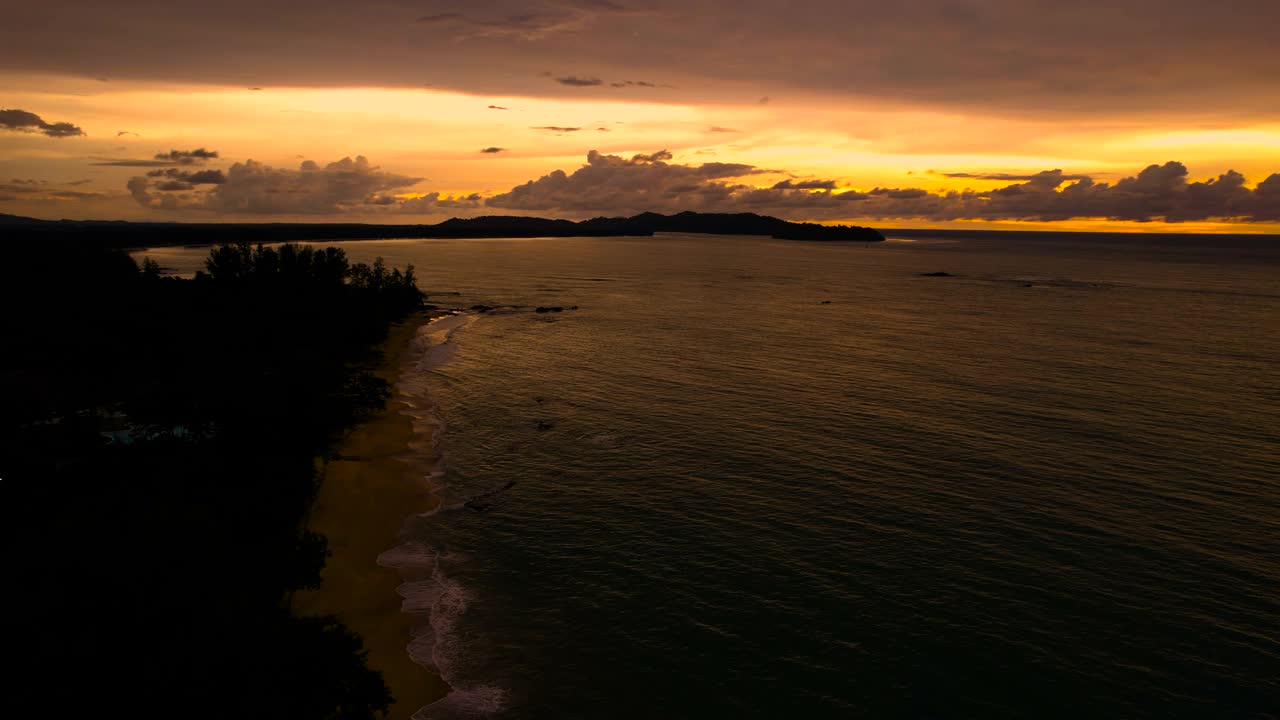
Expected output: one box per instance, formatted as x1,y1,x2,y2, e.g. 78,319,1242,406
293,314,448,719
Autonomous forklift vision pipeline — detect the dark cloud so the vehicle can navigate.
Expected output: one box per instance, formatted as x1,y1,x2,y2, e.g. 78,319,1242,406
0,108,85,138
97,149,221,168
129,155,422,214
486,152,1280,222
396,192,485,213
934,170,1093,183
4,1,1273,119
127,176,154,206
480,147,507,153
531,126,582,133
609,80,659,88
110,147,1280,223
868,187,930,199
116,130,139,137
66,179,93,186
488,105,509,110
155,148,219,164
145,168,227,184
0,181,44,193
772,179,838,190
182,169,228,184
556,76,603,87
485,149,767,213
0,179,106,200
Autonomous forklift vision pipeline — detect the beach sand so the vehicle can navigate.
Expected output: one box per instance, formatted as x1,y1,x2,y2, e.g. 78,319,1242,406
293,314,448,719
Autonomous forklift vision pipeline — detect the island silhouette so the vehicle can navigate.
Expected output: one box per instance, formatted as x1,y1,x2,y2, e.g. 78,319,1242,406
0,210,885,246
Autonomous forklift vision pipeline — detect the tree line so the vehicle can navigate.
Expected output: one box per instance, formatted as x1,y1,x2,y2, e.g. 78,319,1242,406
1,240,425,718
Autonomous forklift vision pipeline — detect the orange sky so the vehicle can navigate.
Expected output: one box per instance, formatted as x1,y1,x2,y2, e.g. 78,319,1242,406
3,1,1279,231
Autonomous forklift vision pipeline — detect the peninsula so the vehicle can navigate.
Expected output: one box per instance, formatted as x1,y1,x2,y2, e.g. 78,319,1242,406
0,211,885,246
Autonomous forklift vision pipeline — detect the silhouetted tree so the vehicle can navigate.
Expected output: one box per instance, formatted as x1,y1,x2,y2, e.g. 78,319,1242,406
0,239,424,719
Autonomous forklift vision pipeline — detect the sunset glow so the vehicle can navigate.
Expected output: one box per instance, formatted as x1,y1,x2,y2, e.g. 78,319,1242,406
3,2,1279,231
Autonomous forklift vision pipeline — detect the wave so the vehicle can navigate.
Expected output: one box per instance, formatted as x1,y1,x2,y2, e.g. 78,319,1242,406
383,311,507,718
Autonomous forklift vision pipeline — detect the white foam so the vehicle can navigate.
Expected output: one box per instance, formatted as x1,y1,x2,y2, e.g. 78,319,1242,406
413,685,507,719
387,311,508,717
398,579,447,613
377,542,437,570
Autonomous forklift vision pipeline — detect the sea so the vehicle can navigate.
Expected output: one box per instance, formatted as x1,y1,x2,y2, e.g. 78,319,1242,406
141,231,1280,719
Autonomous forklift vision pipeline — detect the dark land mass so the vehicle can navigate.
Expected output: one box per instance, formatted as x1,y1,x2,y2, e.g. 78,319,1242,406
0,210,885,246
1,240,425,718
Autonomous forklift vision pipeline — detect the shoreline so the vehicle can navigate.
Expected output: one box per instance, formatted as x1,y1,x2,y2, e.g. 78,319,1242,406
292,312,450,719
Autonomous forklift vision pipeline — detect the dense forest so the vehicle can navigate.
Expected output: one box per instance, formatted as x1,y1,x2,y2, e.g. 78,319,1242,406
0,240,425,718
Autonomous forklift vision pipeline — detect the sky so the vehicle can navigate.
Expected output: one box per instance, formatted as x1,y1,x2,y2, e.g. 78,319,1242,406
2,0,1279,231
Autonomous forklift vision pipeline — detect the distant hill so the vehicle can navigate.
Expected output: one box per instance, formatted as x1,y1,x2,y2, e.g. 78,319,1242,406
0,212,46,224
0,211,885,247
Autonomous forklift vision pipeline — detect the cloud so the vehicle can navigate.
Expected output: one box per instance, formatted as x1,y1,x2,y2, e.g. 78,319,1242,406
933,170,1093,184
414,2,643,41
3,1,1278,122
0,187,107,202
0,108,85,138
480,147,506,153
556,75,603,87
154,148,219,164
145,168,227,184
109,147,1280,224
0,180,45,193
531,126,582,133
552,76,663,89
126,176,153,205
395,192,485,213
772,179,838,190
129,155,422,214
417,11,589,40
2,177,109,200
116,130,139,137
94,148,221,168
0,179,106,202
485,149,769,214
707,126,740,133
485,152,1280,222
867,187,929,199
488,105,509,110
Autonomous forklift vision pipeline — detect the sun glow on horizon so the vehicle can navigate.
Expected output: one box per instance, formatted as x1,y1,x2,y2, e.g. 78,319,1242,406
0,72,1278,230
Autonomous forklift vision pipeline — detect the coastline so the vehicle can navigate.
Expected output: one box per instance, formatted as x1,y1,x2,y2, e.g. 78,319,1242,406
292,312,450,719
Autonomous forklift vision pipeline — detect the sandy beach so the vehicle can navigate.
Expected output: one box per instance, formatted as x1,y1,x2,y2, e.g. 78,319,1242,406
293,313,448,719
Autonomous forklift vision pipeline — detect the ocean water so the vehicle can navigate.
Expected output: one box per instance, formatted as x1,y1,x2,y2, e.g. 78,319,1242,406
143,233,1280,718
